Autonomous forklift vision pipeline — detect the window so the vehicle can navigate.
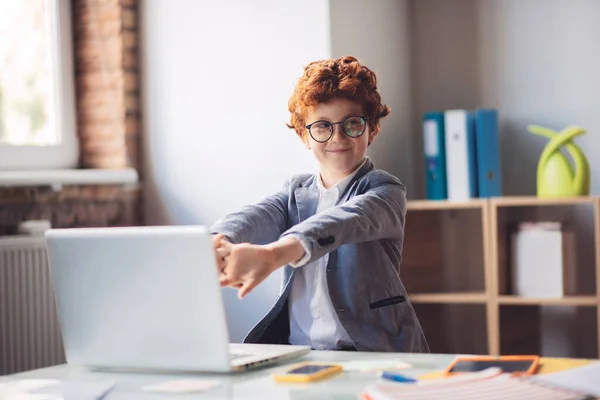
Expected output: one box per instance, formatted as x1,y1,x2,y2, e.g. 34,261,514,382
0,0,78,170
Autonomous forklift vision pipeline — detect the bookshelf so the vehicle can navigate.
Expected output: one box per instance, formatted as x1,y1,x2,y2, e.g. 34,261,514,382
393,0,600,359
401,196,600,358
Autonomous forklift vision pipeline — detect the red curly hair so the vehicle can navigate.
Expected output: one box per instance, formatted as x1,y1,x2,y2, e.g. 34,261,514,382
287,56,390,140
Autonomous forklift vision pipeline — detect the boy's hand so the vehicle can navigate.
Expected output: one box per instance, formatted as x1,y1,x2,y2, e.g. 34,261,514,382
218,243,278,298
219,236,305,299
211,234,231,273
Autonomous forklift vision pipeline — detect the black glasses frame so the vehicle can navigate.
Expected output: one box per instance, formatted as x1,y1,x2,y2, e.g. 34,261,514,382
305,116,369,143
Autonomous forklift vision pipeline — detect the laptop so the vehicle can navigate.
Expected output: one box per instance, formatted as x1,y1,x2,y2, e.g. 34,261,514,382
44,225,310,373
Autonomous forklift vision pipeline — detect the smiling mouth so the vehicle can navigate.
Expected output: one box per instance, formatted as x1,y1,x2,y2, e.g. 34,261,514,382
327,148,351,153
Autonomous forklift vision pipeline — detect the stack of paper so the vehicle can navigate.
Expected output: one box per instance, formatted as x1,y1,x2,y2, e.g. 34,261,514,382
361,373,594,400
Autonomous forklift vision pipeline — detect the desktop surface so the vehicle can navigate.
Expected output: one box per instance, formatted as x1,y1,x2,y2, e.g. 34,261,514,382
3,351,457,399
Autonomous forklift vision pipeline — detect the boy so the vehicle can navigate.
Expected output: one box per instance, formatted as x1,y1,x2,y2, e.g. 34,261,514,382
210,56,429,353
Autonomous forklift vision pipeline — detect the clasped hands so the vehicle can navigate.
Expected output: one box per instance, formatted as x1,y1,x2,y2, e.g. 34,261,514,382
211,234,305,299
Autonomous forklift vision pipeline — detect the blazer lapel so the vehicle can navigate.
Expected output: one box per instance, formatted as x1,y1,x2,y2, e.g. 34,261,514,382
294,180,319,223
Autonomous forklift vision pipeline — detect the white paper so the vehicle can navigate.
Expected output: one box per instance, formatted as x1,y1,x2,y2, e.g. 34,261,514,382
417,367,503,386
12,379,61,392
0,379,115,400
531,361,600,396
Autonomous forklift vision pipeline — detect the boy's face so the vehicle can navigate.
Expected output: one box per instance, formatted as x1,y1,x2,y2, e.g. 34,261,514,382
303,97,371,181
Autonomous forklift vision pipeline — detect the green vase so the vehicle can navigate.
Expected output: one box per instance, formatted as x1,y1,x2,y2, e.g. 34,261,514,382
528,125,590,197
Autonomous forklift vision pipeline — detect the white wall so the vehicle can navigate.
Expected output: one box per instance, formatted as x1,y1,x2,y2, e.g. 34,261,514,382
329,0,415,197
478,0,600,196
411,0,600,198
139,0,329,342
410,0,481,198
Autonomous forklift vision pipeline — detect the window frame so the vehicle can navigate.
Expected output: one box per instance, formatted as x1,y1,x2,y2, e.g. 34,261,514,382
0,0,79,171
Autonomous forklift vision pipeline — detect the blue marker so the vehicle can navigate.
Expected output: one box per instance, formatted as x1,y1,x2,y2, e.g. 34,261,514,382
379,371,417,383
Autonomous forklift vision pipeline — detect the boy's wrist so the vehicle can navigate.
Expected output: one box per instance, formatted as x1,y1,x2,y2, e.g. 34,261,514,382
265,236,306,271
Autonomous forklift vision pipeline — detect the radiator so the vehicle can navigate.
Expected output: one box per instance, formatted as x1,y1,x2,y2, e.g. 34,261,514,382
0,233,65,375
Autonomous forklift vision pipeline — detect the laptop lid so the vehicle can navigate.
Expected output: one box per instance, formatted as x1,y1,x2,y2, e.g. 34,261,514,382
45,225,235,372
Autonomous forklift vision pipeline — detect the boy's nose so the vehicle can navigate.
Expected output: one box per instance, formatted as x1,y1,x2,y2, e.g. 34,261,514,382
330,124,347,142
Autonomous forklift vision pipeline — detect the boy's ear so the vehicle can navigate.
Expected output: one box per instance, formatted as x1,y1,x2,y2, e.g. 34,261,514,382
301,133,311,149
368,128,378,145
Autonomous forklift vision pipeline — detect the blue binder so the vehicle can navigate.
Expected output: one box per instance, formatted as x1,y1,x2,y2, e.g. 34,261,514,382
422,112,447,200
474,108,502,197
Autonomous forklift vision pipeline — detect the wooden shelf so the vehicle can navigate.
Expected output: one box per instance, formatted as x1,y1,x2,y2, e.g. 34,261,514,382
490,196,599,207
498,295,599,306
404,195,600,357
407,199,486,211
410,292,488,304
408,196,599,210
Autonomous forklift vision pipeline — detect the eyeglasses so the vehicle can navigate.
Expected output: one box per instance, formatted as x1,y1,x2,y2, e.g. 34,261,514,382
305,116,368,143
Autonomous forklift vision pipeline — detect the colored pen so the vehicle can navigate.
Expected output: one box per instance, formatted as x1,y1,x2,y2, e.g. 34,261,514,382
379,371,417,383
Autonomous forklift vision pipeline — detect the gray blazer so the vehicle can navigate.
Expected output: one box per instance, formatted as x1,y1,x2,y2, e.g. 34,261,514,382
210,158,429,353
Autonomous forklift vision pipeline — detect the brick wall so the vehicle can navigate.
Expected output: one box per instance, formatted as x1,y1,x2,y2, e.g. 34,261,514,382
74,0,141,170
0,0,144,232
0,185,141,236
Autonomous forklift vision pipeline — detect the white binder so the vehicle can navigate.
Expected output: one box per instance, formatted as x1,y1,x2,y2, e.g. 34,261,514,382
444,110,478,200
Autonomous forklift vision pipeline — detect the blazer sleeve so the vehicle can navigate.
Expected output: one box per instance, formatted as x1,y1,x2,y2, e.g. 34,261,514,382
210,181,290,245
280,173,406,265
